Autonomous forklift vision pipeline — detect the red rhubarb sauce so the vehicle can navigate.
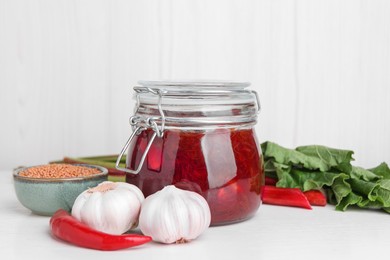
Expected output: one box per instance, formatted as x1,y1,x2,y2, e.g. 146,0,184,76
126,128,264,225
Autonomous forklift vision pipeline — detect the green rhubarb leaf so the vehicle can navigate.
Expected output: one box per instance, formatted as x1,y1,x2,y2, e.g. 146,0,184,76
348,178,378,200
335,191,362,211
331,173,352,205
373,179,390,207
262,141,354,172
369,162,390,179
274,162,351,196
262,142,330,171
296,170,343,191
264,158,277,172
272,162,297,188
358,199,385,209
276,167,345,191
296,145,354,173
350,166,381,182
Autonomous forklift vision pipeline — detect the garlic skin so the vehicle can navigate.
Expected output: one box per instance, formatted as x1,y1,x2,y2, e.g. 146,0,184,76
71,181,144,235
139,185,211,244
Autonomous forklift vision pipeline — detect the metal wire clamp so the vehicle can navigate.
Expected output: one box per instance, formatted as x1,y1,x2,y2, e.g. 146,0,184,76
115,87,166,174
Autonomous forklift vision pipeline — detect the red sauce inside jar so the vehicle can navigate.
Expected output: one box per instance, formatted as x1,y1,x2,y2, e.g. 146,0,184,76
126,127,264,225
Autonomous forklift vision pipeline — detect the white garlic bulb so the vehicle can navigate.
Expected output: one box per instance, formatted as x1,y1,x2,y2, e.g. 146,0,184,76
139,185,211,244
71,181,144,235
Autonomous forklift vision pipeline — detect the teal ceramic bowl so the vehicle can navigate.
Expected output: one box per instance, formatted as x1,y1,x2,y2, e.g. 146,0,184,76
13,164,108,216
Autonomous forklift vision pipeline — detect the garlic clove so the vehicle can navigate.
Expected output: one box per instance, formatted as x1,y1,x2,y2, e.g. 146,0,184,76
139,185,211,244
116,181,145,205
71,190,90,221
79,192,105,232
100,188,141,232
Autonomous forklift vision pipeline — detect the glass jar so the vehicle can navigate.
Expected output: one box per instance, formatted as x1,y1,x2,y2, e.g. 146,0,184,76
116,81,264,225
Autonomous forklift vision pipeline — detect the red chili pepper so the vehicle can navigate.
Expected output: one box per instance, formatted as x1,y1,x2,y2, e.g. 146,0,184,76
50,209,152,251
303,190,327,206
262,185,312,209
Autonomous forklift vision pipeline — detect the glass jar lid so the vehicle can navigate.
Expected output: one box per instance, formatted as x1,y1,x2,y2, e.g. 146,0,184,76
132,80,260,129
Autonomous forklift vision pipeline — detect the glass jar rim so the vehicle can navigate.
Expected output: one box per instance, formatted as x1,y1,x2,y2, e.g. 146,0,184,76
136,81,253,100
138,80,251,90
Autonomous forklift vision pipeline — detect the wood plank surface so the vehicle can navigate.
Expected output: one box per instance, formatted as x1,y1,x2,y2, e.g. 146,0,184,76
0,0,389,170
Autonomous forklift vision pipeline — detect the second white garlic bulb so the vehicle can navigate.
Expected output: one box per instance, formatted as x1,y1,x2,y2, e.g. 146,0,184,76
139,185,211,244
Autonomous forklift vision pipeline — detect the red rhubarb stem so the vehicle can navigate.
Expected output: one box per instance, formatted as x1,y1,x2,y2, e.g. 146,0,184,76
262,185,312,209
303,190,327,206
265,176,278,186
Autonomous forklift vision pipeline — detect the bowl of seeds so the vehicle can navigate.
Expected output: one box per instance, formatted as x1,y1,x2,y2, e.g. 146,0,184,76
13,164,108,216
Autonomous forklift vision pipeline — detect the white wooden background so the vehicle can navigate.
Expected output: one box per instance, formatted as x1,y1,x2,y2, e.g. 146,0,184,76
1,0,389,170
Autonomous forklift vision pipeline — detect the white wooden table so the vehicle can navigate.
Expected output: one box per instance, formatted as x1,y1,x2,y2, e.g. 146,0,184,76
1,170,388,260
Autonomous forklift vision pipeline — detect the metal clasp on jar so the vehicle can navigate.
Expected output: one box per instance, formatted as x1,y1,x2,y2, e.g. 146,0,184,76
115,87,166,174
